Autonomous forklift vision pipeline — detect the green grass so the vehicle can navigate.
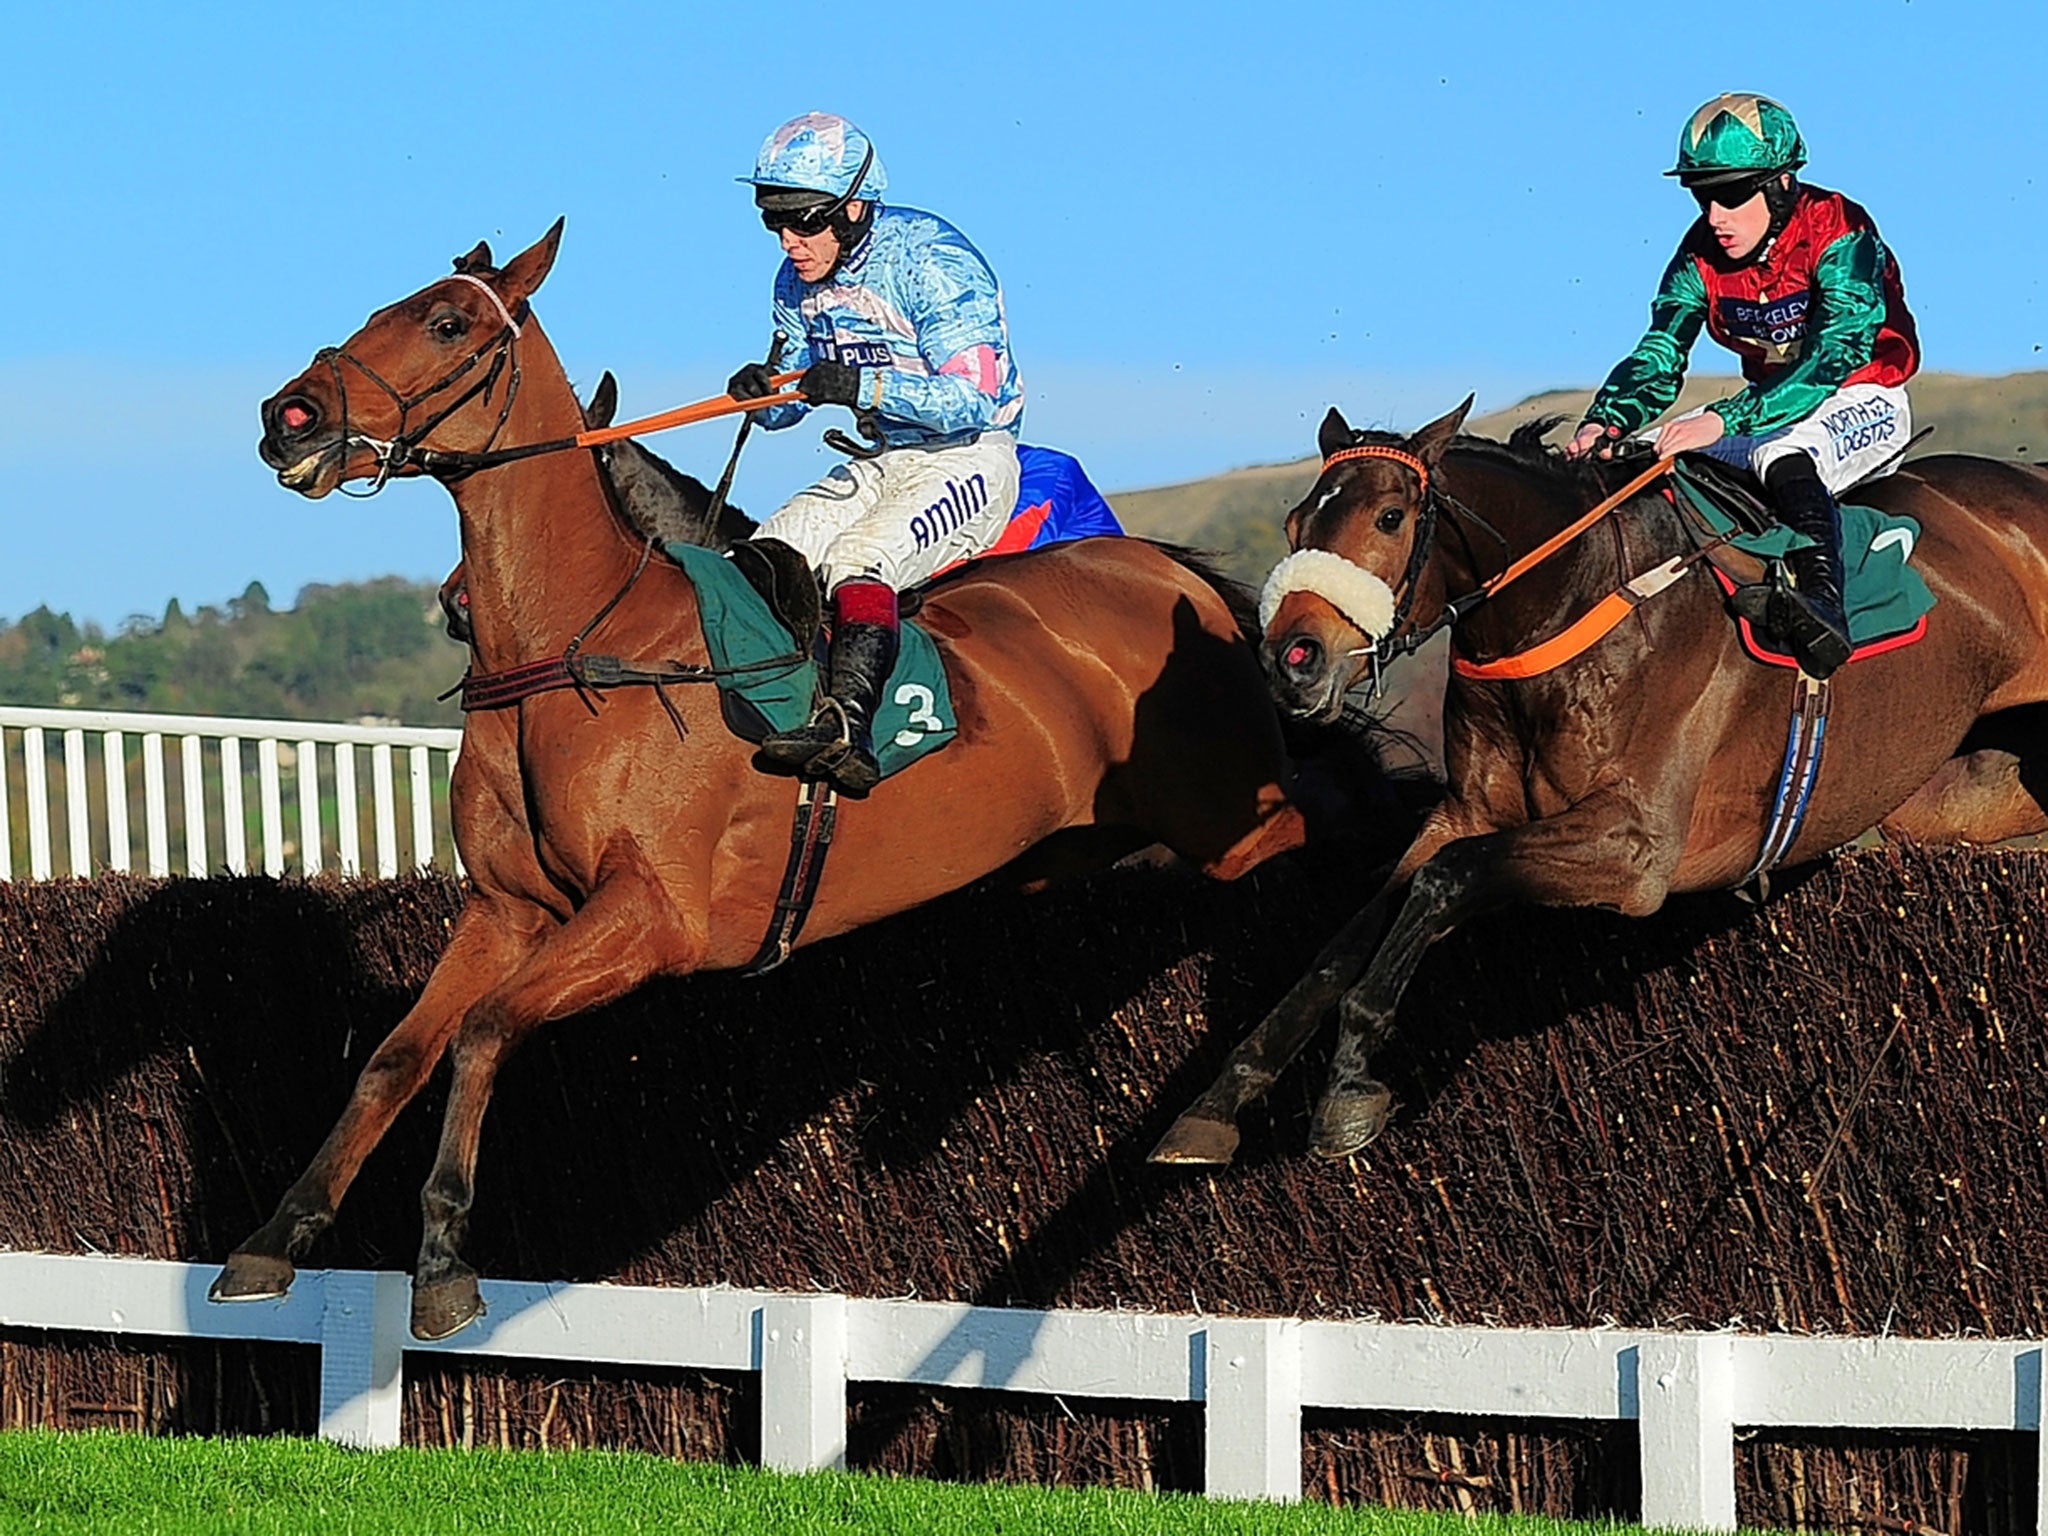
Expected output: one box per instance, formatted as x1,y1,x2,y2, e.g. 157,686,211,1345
0,1429,1661,1536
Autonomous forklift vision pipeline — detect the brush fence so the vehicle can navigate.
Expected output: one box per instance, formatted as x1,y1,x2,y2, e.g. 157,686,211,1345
1,1250,2041,1528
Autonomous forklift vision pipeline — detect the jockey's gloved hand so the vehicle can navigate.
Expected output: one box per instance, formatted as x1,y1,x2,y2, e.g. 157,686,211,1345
727,362,776,400
799,359,863,408
1565,421,1620,461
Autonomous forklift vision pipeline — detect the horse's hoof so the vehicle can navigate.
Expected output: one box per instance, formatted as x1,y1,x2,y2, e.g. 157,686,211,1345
209,1251,297,1303
410,1268,485,1341
1309,1084,1394,1161
1148,1114,1242,1165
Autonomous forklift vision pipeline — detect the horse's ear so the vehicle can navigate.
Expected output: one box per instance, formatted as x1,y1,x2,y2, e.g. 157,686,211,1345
452,240,495,275
1317,406,1353,461
1410,394,1475,468
584,370,619,430
497,217,565,305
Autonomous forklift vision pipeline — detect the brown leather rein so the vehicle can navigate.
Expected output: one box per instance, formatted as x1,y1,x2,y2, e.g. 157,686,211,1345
447,536,805,728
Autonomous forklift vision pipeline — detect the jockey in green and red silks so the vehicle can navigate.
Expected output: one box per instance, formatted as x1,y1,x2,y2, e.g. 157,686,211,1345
1566,93,1921,680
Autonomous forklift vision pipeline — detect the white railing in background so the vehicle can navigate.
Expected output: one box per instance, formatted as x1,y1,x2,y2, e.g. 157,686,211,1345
0,706,462,881
0,1251,2044,1528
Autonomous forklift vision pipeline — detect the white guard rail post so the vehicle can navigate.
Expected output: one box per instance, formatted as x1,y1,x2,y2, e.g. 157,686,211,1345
760,1294,849,1473
1639,1334,1738,1529
0,706,462,881
3,1250,2046,1530
1203,1316,1302,1500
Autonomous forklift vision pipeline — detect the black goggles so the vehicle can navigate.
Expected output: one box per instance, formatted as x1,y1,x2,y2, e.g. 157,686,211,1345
1688,172,1776,211
761,202,842,237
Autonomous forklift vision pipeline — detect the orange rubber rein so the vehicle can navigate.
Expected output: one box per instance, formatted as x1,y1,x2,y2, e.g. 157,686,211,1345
571,371,806,448
1449,454,1679,681
411,371,809,478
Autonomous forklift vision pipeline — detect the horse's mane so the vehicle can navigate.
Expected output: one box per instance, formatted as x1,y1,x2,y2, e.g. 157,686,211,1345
1444,416,1663,500
1332,414,1655,503
598,437,756,551
574,371,756,551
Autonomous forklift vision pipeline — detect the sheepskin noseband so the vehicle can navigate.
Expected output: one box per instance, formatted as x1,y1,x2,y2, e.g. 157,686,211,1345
1258,548,1397,641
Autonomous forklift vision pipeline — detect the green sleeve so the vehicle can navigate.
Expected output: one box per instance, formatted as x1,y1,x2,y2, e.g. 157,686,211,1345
1708,228,1890,437
1585,247,1708,434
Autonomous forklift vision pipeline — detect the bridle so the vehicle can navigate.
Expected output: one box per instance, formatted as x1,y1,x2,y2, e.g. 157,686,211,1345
299,273,809,724
303,273,821,487
1310,445,1473,674
1294,443,1678,685
315,273,529,497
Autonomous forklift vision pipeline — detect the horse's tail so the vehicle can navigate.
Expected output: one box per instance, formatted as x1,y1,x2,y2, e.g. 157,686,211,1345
1141,541,1265,648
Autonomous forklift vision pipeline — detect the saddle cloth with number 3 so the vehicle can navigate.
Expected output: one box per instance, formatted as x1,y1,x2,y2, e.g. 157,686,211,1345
665,542,957,781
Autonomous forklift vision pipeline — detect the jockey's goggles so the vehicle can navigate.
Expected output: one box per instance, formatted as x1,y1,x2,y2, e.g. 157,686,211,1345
760,202,842,237
1687,170,1779,211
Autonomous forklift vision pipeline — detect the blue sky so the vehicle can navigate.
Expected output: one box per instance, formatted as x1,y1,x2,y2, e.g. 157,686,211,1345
3,0,2041,623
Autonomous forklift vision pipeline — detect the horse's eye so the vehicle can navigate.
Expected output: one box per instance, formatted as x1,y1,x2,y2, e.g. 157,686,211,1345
1375,505,1406,534
432,314,468,342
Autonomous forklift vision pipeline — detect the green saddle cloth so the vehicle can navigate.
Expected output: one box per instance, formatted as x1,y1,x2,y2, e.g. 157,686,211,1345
1669,459,1935,645
666,543,957,781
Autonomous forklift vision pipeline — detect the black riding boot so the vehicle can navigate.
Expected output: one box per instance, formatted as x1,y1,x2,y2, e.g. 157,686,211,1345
1761,457,1853,679
758,581,899,795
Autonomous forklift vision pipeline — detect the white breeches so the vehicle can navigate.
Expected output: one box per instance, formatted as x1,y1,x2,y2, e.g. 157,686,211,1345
754,432,1021,590
1674,381,1913,496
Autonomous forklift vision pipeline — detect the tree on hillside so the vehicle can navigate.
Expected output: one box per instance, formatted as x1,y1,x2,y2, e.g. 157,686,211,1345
229,581,271,620
0,579,465,725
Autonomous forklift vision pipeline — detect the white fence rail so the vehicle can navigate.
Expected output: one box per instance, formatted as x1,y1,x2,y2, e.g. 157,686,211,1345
1,1250,2043,1527
0,706,462,881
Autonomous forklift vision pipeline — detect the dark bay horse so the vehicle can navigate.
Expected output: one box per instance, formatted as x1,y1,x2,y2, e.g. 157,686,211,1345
218,222,1309,1338
1154,397,2048,1164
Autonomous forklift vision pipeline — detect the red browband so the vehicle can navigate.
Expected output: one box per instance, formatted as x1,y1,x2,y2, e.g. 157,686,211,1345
1321,444,1431,497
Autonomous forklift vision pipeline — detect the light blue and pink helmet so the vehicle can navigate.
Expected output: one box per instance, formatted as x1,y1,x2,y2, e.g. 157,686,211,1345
740,112,889,203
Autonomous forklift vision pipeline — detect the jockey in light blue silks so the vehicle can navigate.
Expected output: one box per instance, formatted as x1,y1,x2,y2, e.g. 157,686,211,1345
727,111,1025,794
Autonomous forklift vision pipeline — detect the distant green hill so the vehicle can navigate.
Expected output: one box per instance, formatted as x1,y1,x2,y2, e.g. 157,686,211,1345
0,578,467,726
1111,370,2048,580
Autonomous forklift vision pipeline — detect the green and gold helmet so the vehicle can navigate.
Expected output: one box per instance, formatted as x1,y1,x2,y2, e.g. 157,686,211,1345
1665,93,1807,184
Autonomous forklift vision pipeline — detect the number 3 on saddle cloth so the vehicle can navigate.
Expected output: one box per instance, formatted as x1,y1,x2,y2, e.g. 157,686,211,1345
676,444,1125,784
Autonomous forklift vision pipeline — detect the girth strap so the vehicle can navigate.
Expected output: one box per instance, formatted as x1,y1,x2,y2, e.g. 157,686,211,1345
455,644,845,975
1744,670,1832,894
744,778,841,975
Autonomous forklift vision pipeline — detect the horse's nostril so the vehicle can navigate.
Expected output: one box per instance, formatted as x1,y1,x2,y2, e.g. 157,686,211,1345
1281,637,1323,677
274,396,319,435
